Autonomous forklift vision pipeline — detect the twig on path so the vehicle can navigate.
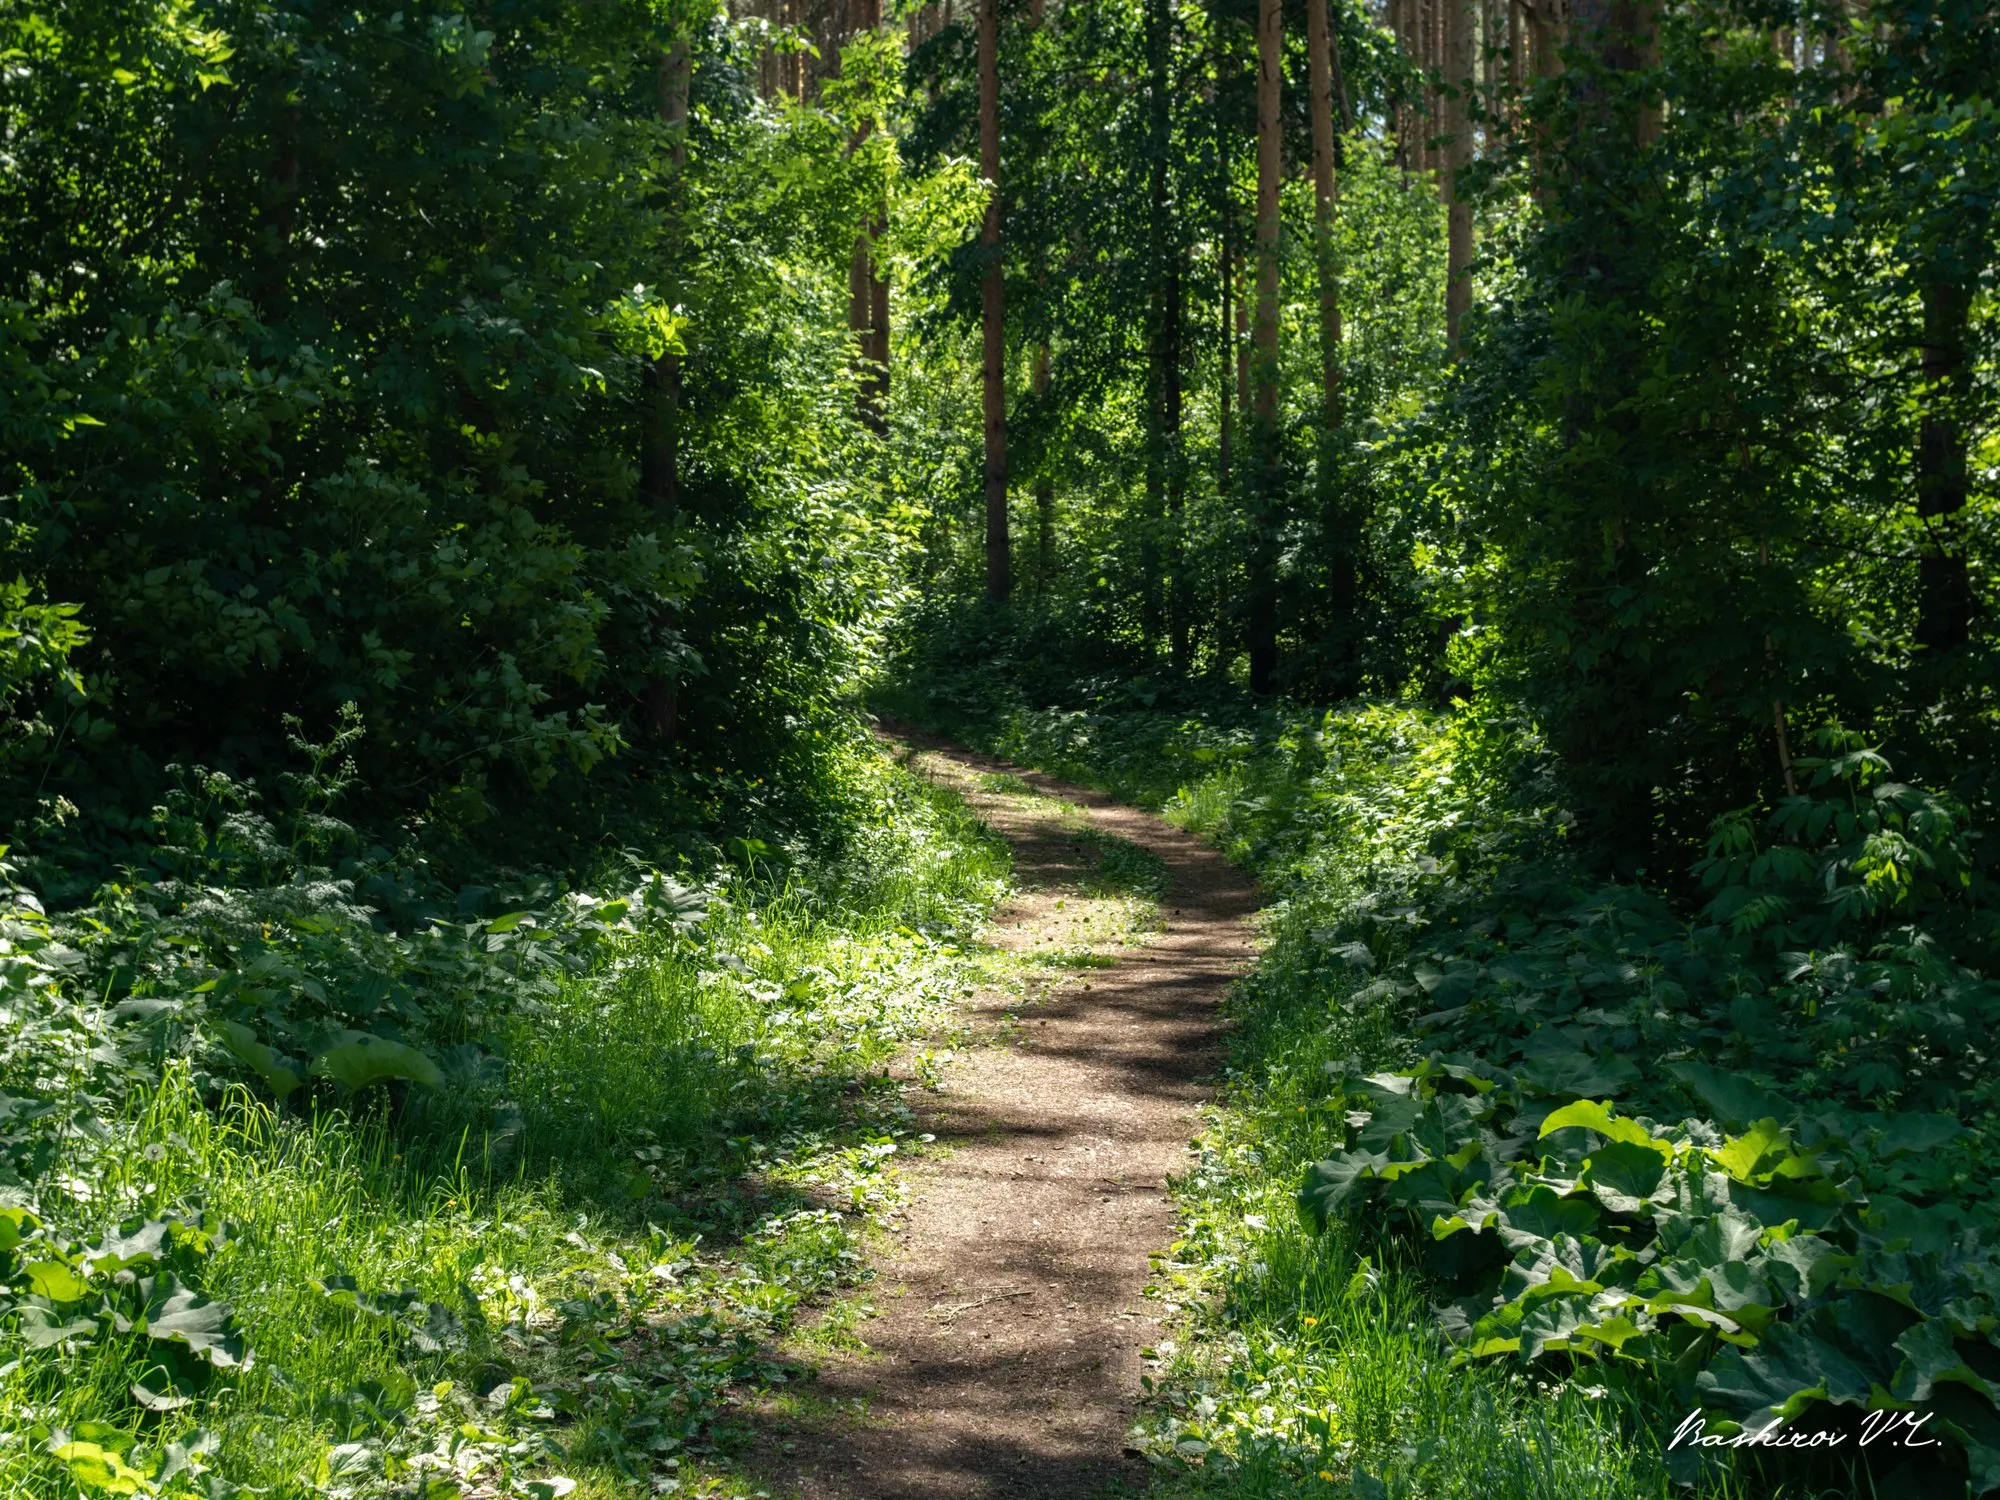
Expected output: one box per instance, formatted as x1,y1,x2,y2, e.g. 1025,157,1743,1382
926,1288,1034,1323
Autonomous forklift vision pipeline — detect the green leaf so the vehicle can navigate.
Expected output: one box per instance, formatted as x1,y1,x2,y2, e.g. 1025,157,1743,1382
1710,1118,1789,1182
1519,1293,1594,1359
49,1440,150,1496
23,1260,89,1302
1697,1310,1880,1423
19,1301,99,1349
1514,1049,1639,1100
309,1032,443,1092
218,1021,303,1100
0,1206,39,1251
1298,1150,1391,1230
86,1218,171,1275
1873,1112,1961,1159
1574,1313,1647,1353
1892,1318,1999,1404
1665,1061,1791,1131
1539,1099,1659,1150
1491,1184,1601,1249
1764,1234,1857,1303
154,1428,216,1489
130,1364,201,1412
139,1274,250,1369
1583,1140,1670,1214
315,1441,380,1484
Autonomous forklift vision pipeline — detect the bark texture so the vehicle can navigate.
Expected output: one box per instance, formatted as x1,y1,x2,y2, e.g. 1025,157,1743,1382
980,0,1010,602
1248,0,1282,693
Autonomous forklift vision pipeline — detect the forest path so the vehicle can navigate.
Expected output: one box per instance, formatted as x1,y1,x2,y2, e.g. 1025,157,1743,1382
745,730,1260,1499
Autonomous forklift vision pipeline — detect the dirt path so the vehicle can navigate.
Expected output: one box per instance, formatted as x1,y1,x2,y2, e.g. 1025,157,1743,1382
748,732,1260,1499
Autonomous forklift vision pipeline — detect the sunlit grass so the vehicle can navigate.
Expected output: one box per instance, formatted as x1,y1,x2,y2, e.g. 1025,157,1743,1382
0,752,1012,1498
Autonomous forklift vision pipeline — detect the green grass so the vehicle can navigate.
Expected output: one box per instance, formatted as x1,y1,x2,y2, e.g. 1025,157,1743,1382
0,751,1012,1499
1076,828,1168,902
1132,946,1704,1499
877,689,1727,1499
976,771,1037,796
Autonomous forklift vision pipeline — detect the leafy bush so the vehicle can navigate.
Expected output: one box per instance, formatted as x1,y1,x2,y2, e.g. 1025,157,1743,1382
1252,716,2000,1491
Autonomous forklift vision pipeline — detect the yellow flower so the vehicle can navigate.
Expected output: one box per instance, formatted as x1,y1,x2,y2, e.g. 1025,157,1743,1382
1318,1472,1337,1483
1303,1316,1319,1327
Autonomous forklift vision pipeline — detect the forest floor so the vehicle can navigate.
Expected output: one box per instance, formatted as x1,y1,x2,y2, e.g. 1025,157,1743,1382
743,730,1261,1499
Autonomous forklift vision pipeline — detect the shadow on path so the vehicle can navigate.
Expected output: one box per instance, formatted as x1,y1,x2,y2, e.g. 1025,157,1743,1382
742,730,1260,1499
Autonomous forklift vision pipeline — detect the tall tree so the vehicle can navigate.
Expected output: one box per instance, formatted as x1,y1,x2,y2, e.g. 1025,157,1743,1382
1032,342,1054,591
1144,0,1183,659
641,21,693,739
1916,279,1972,653
1247,0,1283,692
1030,0,1052,598
980,0,1010,601
1307,0,1358,685
849,0,891,430
1442,0,1473,348
1305,0,1343,427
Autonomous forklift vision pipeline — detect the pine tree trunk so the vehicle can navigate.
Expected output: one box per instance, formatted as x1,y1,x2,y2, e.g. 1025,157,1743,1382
1508,0,1523,94
1218,220,1234,491
1164,259,1187,670
1306,0,1342,430
1308,0,1358,686
1444,0,1473,350
1248,0,1282,693
641,30,692,740
980,0,1010,601
1235,250,1251,422
1917,279,1971,653
1142,0,1173,650
849,0,889,429
1032,343,1054,592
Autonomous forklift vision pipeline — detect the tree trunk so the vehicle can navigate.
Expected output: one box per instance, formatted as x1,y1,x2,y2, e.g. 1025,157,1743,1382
1443,0,1473,350
1032,342,1054,592
1306,0,1342,430
1426,0,1443,175
1917,279,1972,653
1142,0,1175,651
1308,0,1358,685
980,0,1009,601
1235,250,1251,423
1508,0,1523,94
1328,11,1355,131
1248,0,1282,693
1165,259,1187,670
1218,222,1234,492
641,30,693,740
849,0,890,429
1532,0,1565,80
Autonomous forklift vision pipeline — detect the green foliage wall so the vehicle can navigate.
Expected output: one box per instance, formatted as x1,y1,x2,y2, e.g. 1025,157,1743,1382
1442,0,2000,866
0,0,922,880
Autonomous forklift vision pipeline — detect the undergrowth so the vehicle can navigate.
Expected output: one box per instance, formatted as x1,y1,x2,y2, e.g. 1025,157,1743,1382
0,742,1010,1498
880,656,2000,1498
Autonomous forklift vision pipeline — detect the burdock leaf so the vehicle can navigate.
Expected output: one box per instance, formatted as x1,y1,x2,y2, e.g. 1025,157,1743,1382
309,1032,443,1092
140,1274,250,1369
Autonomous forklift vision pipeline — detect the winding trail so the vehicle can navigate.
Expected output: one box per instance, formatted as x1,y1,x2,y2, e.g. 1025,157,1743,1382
750,731,1261,1499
